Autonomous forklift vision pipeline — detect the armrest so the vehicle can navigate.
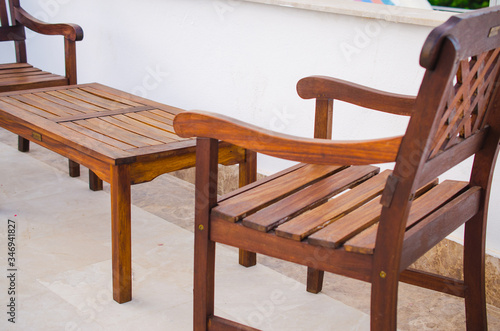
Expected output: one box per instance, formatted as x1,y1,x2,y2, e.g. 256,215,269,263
297,76,415,116
174,110,402,165
14,6,83,41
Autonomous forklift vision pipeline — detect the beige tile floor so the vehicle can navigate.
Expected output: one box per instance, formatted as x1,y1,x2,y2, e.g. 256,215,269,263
0,127,499,330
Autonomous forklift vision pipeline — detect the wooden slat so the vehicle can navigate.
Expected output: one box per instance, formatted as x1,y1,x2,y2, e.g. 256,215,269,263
401,186,481,270
90,83,185,115
61,121,137,151
0,63,32,70
125,111,175,132
308,196,382,248
99,115,176,144
54,106,154,123
275,170,391,241
0,74,67,91
127,110,174,128
136,111,175,125
0,67,43,76
0,96,58,119
57,88,128,110
32,90,104,114
149,108,176,121
243,165,379,232
63,88,133,110
75,118,163,148
212,164,345,223
344,180,469,254
113,114,180,141
218,163,307,203
80,86,143,107
309,178,439,248
10,94,79,117
45,90,104,112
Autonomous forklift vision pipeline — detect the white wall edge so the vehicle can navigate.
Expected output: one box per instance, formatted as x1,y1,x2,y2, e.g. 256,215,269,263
243,0,455,26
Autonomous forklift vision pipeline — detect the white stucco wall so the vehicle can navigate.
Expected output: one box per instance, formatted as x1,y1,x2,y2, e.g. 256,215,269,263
1,0,499,256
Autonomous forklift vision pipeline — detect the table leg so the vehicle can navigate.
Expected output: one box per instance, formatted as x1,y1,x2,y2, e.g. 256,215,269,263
18,136,29,152
69,160,80,177
110,164,132,303
89,170,104,191
238,149,257,267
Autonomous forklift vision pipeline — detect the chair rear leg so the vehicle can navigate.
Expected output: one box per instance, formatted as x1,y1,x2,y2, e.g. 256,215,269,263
464,213,488,330
238,149,257,267
370,272,399,330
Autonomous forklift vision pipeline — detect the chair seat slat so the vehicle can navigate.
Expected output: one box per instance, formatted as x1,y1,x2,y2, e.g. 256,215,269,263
274,170,391,241
212,164,345,223
242,165,379,232
344,180,469,254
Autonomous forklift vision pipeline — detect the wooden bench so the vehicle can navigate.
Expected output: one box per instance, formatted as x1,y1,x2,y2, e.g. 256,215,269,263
174,6,500,330
0,83,256,303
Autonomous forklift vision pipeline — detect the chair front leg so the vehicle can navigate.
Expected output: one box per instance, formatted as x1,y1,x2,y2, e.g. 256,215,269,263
194,138,219,330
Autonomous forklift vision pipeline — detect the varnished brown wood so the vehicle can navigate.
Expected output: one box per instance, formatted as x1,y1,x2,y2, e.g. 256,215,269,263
174,7,500,330
1,0,84,182
399,268,465,298
238,149,257,268
208,316,260,331
194,138,218,331
111,164,132,304
0,83,251,305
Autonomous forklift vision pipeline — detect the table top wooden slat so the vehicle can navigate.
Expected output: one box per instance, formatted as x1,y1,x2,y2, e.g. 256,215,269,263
79,86,143,107
10,94,81,117
45,90,105,112
61,121,137,150
75,118,164,148
100,115,176,144
126,111,175,133
59,88,130,110
0,96,58,119
0,83,193,164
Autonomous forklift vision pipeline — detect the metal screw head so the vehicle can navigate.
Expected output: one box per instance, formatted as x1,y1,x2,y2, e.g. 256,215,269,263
380,271,387,279
198,224,204,231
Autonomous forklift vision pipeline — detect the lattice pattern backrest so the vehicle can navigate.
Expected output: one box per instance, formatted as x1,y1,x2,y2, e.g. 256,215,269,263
428,47,500,160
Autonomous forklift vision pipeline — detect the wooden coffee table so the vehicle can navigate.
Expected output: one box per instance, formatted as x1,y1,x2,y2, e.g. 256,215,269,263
0,83,256,303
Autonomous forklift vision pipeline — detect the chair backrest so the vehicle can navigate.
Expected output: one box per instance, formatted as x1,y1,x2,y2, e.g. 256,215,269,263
0,0,27,62
393,6,500,195
376,6,500,264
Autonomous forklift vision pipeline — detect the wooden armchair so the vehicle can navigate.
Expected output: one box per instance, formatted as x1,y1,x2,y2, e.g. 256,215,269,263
0,0,102,190
174,6,500,331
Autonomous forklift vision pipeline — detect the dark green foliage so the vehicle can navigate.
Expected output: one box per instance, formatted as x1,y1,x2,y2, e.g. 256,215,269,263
428,0,490,9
